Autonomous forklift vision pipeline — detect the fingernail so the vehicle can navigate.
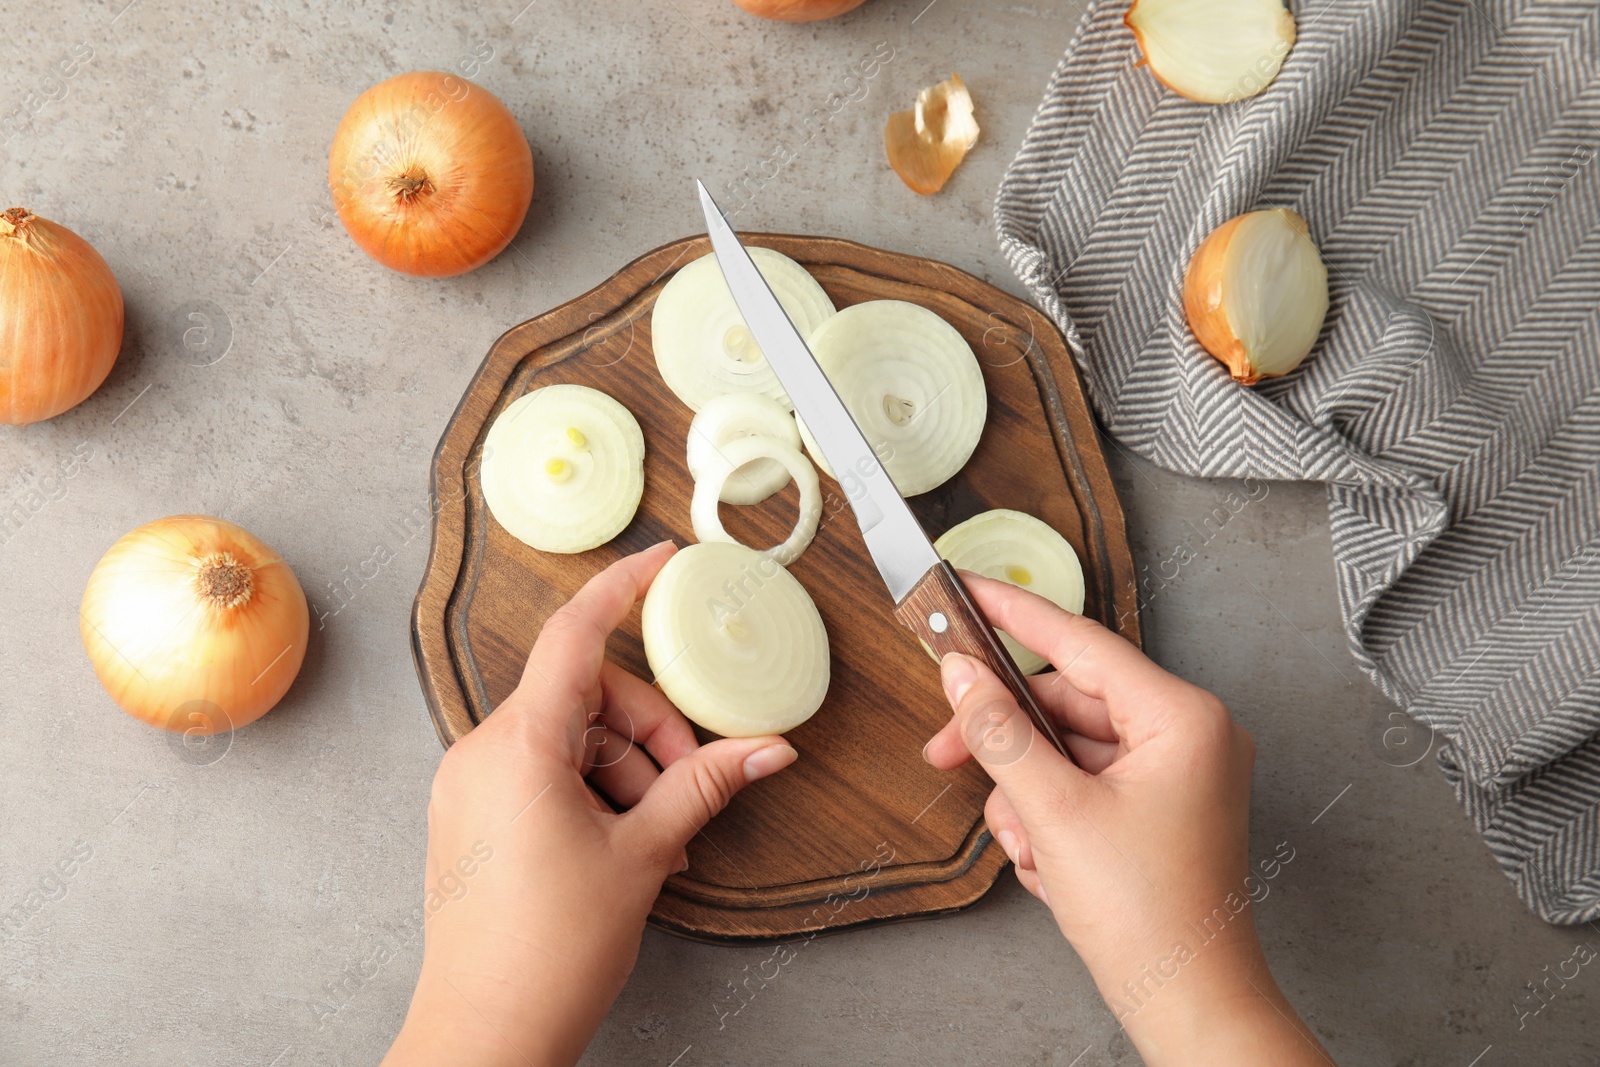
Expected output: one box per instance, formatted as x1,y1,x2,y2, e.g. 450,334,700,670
676,850,690,874
651,538,676,551
743,743,798,782
941,654,978,706
996,829,1020,865
921,739,934,765
1036,882,1051,908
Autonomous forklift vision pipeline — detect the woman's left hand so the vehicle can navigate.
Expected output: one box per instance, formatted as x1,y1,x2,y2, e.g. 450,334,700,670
384,541,798,1067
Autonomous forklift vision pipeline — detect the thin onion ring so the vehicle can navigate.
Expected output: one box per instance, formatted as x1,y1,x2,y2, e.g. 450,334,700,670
691,437,822,566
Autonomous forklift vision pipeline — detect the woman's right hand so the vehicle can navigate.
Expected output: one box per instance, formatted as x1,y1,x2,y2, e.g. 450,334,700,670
923,575,1332,1066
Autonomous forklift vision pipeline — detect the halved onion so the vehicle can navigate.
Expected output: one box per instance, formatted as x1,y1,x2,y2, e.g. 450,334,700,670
652,247,836,411
480,384,644,553
1182,208,1329,384
1125,0,1296,104
796,300,986,497
686,392,801,505
933,509,1085,675
885,73,980,195
642,541,830,737
691,436,821,566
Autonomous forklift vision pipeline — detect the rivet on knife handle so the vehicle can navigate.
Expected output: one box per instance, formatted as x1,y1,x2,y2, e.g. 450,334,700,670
893,561,1068,759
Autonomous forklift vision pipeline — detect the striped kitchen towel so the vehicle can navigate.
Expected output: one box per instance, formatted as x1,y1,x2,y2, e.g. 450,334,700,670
995,0,1600,923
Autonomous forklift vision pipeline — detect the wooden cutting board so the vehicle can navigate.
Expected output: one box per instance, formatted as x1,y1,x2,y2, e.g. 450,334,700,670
411,233,1139,942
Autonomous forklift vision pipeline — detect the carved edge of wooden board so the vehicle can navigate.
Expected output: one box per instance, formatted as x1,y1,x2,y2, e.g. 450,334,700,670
651,825,1008,944
410,233,1140,941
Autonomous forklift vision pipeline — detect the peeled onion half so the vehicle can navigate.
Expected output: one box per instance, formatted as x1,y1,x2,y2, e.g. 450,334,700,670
652,247,836,411
797,300,986,497
933,509,1084,676
1182,208,1329,384
480,384,645,553
1125,0,1296,104
642,542,830,737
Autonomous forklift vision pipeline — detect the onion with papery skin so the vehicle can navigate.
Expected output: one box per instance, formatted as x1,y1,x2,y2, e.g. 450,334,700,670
652,247,836,412
885,73,979,195
80,515,309,735
481,384,645,553
0,208,123,425
686,392,801,505
933,509,1085,676
642,541,829,737
1125,0,1296,104
1182,208,1329,384
796,300,986,497
731,0,867,20
691,436,822,566
328,71,534,277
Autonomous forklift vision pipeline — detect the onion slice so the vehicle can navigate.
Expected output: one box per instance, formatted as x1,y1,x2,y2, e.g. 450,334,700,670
885,73,980,195
642,542,830,737
652,247,836,411
691,437,821,566
1182,208,1329,384
686,392,801,505
480,384,645,553
933,509,1085,676
796,300,986,497
1125,0,1296,104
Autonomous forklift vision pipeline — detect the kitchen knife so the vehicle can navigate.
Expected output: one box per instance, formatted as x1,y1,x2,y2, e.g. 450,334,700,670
695,180,1067,760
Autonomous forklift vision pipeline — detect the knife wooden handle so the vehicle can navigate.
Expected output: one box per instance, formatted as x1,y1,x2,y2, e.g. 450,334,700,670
894,561,1069,759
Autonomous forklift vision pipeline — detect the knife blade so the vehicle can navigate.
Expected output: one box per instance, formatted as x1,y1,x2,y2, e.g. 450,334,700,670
695,180,1067,760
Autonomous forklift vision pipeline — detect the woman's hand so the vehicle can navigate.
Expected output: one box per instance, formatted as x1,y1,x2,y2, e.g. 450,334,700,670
924,574,1331,1066
384,542,798,1067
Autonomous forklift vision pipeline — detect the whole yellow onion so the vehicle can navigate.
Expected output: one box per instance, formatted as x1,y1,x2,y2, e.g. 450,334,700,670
730,0,868,21
328,71,535,277
0,208,124,425
80,515,310,735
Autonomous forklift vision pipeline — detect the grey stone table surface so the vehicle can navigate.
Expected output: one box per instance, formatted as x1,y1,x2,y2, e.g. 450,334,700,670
0,2,1593,1065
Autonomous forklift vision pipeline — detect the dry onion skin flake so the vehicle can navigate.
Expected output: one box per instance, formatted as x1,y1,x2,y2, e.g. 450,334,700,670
79,515,310,735
1125,0,1297,104
933,509,1085,676
1182,208,1330,384
885,73,979,195
480,384,645,553
642,542,830,737
651,247,836,412
685,392,802,505
796,300,986,497
691,436,822,566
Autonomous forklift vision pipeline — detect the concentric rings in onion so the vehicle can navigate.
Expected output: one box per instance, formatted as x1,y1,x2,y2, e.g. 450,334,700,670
480,384,645,553
796,300,986,497
642,542,830,737
651,247,836,411
933,509,1085,675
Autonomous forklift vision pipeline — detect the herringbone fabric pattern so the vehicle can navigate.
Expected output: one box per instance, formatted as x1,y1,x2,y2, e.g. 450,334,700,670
996,0,1600,922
